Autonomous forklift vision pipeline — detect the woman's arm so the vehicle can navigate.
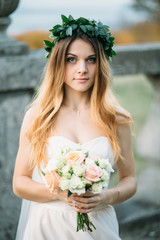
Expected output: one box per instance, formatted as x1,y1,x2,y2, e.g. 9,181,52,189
104,123,137,205
70,123,137,213
13,109,75,205
12,108,57,202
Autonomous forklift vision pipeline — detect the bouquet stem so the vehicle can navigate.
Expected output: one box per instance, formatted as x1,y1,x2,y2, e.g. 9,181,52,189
76,212,96,232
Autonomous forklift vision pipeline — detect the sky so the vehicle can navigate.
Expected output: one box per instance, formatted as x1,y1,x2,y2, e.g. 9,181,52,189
8,0,146,35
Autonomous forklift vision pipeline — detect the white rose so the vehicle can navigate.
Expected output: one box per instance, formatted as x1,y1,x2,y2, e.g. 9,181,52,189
99,158,114,172
101,169,109,181
63,172,72,179
71,188,86,195
62,165,70,174
59,177,70,190
92,183,103,194
72,164,84,177
85,158,95,166
69,175,86,195
56,160,65,170
44,159,57,173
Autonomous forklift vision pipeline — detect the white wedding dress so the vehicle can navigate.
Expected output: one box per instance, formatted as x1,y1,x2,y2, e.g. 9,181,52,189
16,136,121,240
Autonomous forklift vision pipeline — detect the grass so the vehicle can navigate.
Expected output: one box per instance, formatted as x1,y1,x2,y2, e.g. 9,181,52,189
110,74,154,185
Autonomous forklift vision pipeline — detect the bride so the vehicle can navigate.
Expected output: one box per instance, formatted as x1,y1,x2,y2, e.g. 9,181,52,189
13,15,137,240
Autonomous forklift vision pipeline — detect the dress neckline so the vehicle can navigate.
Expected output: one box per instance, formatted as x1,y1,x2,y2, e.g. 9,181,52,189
48,135,109,146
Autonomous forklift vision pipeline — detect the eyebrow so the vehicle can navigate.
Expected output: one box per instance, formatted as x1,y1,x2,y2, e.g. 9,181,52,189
66,53,96,57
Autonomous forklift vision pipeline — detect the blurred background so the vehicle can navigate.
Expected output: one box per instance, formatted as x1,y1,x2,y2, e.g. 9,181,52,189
8,0,160,49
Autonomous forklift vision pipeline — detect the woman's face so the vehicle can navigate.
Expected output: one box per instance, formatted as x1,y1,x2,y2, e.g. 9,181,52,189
64,38,97,92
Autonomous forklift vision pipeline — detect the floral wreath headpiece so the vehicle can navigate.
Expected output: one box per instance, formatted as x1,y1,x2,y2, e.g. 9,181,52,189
44,14,116,60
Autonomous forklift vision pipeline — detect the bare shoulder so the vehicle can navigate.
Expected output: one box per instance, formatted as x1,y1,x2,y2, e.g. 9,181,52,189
20,106,37,141
22,106,37,127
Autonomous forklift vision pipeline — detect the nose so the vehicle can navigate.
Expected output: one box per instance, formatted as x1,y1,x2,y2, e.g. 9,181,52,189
77,60,87,74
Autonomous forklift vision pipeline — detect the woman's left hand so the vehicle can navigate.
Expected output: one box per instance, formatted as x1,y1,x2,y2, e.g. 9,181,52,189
70,190,109,213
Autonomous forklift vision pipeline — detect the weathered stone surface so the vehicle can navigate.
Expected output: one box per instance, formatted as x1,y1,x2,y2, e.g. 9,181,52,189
0,91,32,239
0,0,20,17
0,16,29,56
111,42,160,76
0,50,46,91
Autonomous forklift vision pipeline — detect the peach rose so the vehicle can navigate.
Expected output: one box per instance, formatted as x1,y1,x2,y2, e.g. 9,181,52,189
45,171,60,192
85,165,103,182
65,151,85,167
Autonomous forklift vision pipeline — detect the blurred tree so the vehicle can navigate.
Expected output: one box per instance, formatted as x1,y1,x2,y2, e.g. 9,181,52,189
131,0,160,22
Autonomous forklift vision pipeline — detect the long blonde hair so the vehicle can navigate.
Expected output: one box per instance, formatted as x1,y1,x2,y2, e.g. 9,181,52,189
27,34,132,169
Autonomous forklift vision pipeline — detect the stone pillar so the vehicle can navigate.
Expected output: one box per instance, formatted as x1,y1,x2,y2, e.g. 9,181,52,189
0,1,30,239
0,0,28,55
136,74,160,206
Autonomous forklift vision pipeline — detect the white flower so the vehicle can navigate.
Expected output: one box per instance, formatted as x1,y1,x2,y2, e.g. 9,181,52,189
92,183,103,194
99,158,114,172
56,156,66,170
63,172,72,179
69,175,86,195
70,188,86,195
61,165,70,174
85,158,95,166
44,159,57,173
101,169,109,181
72,164,84,177
59,177,70,190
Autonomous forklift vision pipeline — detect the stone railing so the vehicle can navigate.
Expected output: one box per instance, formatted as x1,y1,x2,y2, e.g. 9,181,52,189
0,1,160,239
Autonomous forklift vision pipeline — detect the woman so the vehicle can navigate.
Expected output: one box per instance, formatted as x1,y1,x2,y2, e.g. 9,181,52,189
13,15,137,240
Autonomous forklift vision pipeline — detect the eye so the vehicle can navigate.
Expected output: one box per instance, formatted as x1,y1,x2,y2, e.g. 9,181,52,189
66,57,76,63
87,57,96,63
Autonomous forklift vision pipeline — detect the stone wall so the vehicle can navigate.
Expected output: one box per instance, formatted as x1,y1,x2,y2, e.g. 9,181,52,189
0,44,160,239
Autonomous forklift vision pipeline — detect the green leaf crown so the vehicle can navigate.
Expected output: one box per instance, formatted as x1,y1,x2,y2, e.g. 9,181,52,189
44,14,116,60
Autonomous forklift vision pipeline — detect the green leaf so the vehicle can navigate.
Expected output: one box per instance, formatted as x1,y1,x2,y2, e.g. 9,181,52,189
67,190,72,198
44,46,52,52
68,169,73,175
86,25,94,31
52,24,62,29
95,161,99,166
66,26,72,36
112,50,116,56
44,40,53,47
48,33,57,41
71,24,78,30
41,170,45,176
61,14,69,24
77,17,89,25
80,25,87,32
85,152,89,158
68,15,74,20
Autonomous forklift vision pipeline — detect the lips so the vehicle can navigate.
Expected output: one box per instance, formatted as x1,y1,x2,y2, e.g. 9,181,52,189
75,78,89,80
74,78,89,83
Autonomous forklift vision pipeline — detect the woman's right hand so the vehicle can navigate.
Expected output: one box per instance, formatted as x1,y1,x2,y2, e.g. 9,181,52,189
56,190,78,210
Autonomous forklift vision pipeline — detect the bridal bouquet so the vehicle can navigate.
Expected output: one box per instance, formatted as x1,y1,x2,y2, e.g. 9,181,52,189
42,145,114,232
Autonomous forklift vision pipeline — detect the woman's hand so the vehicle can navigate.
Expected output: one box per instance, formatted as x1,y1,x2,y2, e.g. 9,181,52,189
56,190,80,209
68,190,109,213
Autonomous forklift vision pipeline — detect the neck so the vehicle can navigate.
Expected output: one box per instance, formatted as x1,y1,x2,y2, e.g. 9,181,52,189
63,85,91,110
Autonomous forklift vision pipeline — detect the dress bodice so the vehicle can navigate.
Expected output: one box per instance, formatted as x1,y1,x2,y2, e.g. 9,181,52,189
32,136,115,184
47,136,115,163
